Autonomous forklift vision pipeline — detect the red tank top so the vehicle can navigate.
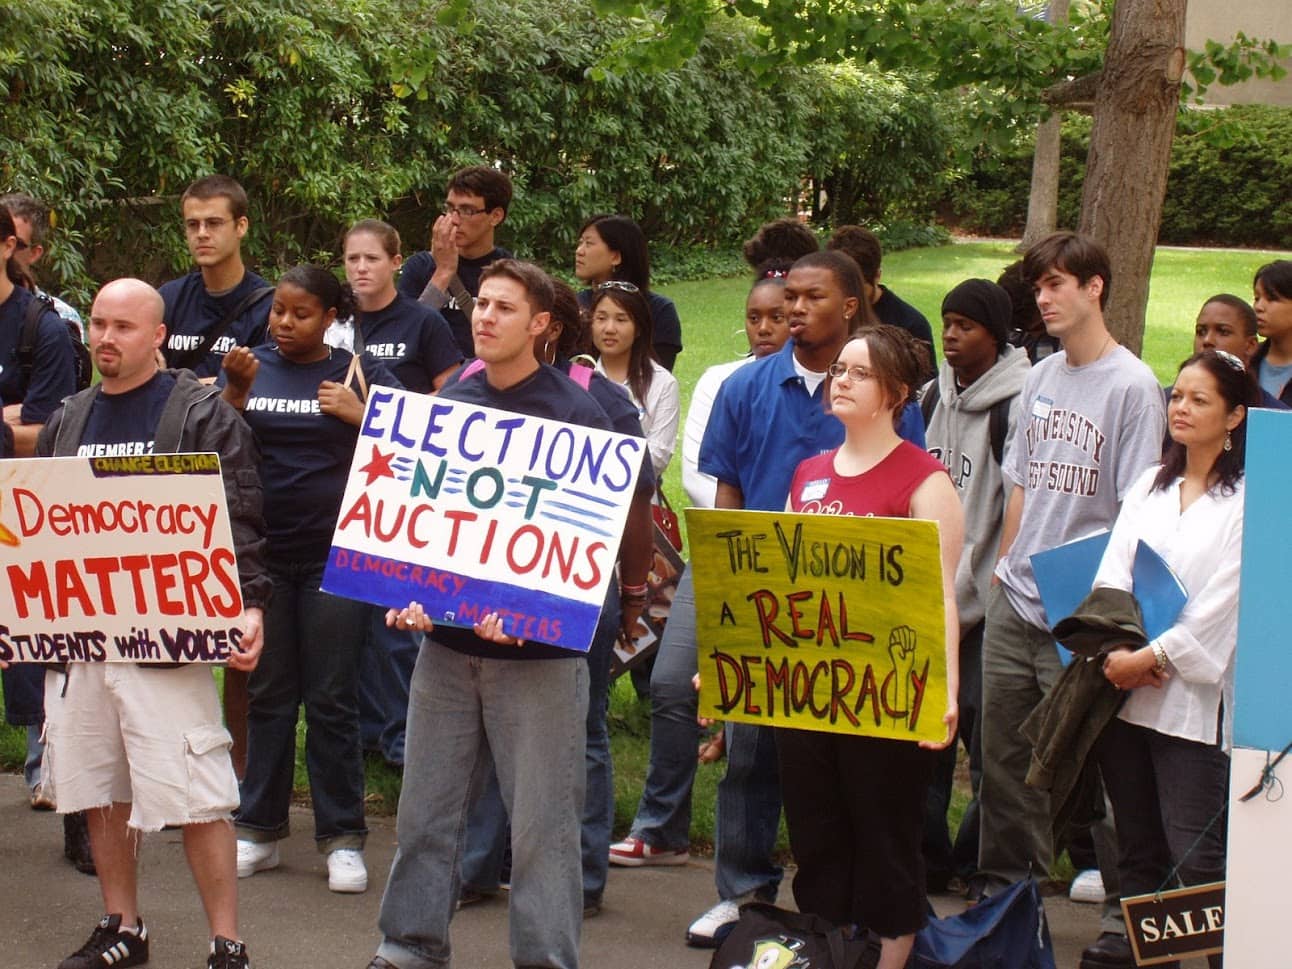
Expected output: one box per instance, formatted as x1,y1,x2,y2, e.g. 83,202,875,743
789,441,948,518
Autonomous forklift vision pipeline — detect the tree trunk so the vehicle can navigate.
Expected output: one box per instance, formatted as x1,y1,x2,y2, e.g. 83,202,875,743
1021,0,1071,250
1078,0,1187,356
1022,112,1063,249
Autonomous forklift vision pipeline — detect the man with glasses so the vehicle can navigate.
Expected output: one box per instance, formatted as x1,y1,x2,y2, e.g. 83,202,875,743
398,166,513,358
0,192,85,336
159,176,272,380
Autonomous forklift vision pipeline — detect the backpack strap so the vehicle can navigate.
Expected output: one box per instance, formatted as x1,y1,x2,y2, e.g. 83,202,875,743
989,396,1011,466
567,362,593,390
170,285,274,371
920,374,940,428
460,358,486,380
16,291,58,387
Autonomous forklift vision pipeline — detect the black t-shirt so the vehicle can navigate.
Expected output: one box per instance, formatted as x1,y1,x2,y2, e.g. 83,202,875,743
159,270,272,378
397,247,511,357
78,372,177,457
577,288,683,372
874,286,937,377
218,345,400,563
353,294,462,394
433,364,616,661
0,286,77,423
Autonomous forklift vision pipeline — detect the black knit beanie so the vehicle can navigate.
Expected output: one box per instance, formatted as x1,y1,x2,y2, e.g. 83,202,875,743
941,279,1013,350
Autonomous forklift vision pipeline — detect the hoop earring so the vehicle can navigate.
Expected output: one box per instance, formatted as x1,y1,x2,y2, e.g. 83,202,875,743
1224,431,1233,452
543,339,556,365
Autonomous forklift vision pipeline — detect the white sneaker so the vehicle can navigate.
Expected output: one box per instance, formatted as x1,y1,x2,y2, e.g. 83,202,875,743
685,897,743,948
328,848,368,893
236,839,280,878
1069,868,1106,903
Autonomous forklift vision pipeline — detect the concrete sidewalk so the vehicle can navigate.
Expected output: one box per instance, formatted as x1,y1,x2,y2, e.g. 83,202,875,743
0,773,1202,968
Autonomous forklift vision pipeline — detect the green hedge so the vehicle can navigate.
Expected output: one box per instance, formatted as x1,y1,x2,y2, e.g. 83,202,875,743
943,105,1292,248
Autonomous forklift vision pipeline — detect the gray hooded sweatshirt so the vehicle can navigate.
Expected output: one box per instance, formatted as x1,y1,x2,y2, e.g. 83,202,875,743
922,344,1030,631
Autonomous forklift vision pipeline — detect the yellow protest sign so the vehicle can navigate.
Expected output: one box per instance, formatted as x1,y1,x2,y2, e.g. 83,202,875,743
687,508,947,742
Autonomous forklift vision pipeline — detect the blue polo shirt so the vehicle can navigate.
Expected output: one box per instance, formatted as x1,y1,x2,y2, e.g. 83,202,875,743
699,341,924,511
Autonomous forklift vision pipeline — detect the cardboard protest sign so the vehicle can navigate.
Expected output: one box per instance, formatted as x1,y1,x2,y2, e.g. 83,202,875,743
0,454,245,663
322,386,645,653
687,508,947,742
611,523,685,679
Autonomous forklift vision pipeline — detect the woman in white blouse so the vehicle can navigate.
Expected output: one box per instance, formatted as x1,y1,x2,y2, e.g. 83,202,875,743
587,280,680,477
1094,349,1258,968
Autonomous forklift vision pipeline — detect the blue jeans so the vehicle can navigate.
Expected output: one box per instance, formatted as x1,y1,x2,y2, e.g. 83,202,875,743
460,584,618,904
358,604,419,765
235,558,368,851
376,640,588,969
627,566,781,902
626,567,702,852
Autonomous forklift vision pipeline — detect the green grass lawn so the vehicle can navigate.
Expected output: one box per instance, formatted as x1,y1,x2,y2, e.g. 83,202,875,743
4,239,1287,862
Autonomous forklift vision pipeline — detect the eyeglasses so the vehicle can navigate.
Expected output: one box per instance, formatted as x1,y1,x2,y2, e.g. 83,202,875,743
442,202,489,218
11,236,28,251
595,280,640,294
184,217,232,234
827,363,876,383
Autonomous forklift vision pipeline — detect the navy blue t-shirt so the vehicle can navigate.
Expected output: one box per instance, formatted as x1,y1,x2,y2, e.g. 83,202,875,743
397,247,511,358
874,286,937,375
354,294,462,394
160,270,272,378
0,286,77,423
433,364,616,661
219,346,400,563
577,289,683,372
78,372,177,457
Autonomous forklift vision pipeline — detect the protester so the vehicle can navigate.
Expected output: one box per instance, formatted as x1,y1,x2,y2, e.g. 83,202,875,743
159,176,273,379
587,280,680,476
740,217,818,271
920,279,1029,895
453,276,655,918
782,324,962,969
1092,350,1256,969
0,192,84,334
975,233,1166,969
32,276,269,969
338,218,463,771
827,224,936,377
367,260,620,969
398,165,514,357
574,214,683,371
998,259,1061,365
1250,259,1292,405
219,265,399,896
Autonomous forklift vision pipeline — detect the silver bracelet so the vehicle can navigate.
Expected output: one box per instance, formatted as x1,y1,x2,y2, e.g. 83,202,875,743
1151,642,1168,673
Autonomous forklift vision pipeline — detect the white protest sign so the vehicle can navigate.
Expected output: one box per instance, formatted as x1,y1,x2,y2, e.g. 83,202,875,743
322,386,645,652
0,454,245,663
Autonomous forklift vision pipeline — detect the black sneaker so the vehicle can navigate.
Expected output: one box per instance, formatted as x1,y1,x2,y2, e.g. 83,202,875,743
58,914,149,969
208,936,250,969
63,811,97,876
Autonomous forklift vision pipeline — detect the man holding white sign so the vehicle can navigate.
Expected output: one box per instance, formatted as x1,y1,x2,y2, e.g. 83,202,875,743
31,277,270,969
367,261,633,969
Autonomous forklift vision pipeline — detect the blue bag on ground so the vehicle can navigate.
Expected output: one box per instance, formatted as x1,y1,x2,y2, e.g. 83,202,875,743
911,878,1055,969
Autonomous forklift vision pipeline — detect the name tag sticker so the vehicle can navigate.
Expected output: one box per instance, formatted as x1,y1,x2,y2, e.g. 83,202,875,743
800,478,830,502
1032,395,1053,420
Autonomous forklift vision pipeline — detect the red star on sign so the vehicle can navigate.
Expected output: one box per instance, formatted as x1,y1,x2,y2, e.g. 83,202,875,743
357,445,397,487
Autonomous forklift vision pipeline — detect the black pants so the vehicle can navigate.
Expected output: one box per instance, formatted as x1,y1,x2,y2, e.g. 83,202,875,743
1097,717,1228,968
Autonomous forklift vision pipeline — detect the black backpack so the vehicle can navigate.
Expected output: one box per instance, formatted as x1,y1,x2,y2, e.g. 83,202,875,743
920,374,1011,466
18,291,92,392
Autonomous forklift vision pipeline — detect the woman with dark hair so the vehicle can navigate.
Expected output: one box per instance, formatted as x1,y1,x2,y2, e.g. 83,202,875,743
1092,349,1258,969
219,265,399,896
780,324,962,969
1251,259,1292,405
574,214,683,370
587,281,679,477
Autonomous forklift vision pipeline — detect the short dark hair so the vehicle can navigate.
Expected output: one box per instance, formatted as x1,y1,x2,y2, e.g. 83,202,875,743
447,166,513,217
579,215,651,291
1254,259,1292,302
1200,294,1258,338
791,250,867,309
182,175,249,221
0,192,50,246
742,218,819,271
1157,349,1259,496
278,264,355,318
480,259,554,315
997,259,1043,334
827,225,882,283
1022,231,1112,309
0,208,32,288
547,277,585,360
